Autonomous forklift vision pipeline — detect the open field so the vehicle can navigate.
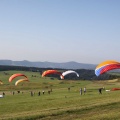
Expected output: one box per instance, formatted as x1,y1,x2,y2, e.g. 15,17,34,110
0,70,120,120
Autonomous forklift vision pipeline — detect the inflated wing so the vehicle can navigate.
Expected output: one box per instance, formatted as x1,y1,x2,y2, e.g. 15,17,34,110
15,79,29,86
61,70,79,79
42,70,63,79
9,73,28,82
95,60,120,76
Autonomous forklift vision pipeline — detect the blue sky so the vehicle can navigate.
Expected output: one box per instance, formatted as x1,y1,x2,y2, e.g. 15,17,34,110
0,0,120,64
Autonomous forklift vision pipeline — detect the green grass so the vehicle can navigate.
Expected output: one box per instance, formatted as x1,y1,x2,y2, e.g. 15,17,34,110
0,70,120,120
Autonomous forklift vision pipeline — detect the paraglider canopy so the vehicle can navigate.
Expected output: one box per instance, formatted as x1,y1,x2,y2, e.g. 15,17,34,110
9,73,28,82
42,70,64,79
95,60,120,76
15,79,29,86
111,88,120,91
61,70,79,79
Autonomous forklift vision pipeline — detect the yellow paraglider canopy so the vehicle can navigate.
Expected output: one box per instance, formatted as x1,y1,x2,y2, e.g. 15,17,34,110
15,79,29,86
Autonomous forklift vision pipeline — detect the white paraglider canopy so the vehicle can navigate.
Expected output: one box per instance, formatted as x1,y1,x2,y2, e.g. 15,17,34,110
61,70,79,79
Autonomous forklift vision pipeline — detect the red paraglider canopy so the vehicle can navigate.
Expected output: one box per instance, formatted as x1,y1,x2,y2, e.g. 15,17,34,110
111,88,120,91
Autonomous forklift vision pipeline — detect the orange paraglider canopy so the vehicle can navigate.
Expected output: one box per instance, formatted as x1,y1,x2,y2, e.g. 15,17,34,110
42,70,64,79
9,73,28,82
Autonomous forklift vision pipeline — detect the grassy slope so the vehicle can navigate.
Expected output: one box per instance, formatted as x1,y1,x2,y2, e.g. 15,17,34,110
0,71,120,120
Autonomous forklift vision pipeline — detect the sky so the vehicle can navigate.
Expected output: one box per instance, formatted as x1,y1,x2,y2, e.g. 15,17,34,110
0,0,120,64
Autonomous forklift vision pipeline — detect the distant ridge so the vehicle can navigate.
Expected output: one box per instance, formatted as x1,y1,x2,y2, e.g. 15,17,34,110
0,60,96,69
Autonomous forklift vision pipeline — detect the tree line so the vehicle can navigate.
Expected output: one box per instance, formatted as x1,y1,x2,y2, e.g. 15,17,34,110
0,65,119,80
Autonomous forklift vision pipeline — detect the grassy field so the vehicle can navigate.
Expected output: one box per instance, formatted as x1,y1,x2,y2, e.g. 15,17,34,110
0,70,120,120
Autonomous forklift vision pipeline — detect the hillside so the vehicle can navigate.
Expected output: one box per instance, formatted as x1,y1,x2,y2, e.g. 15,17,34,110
0,60,96,69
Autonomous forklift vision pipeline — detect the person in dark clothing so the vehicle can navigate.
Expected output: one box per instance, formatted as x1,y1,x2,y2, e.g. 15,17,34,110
17,91,20,94
48,90,51,94
68,87,70,92
3,92,5,96
12,91,15,95
38,91,41,96
99,88,103,94
42,90,45,95
30,91,33,96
